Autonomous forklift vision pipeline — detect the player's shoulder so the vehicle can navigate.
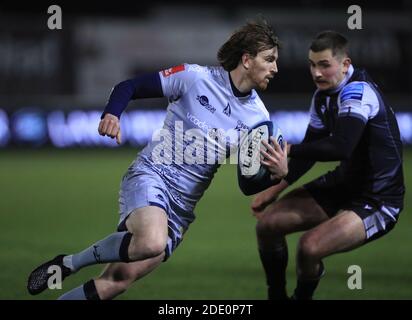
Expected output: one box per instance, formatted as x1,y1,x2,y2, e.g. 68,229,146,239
173,64,224,87
252,94,270,120
340,81,377,102
184,63,222,78
160,63,212,78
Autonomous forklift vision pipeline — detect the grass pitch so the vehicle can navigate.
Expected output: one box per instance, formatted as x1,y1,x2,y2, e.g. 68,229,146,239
0,148,410,299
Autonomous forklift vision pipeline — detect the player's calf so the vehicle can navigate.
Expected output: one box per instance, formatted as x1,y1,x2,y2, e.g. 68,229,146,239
296,232,325,279
93,255,165,300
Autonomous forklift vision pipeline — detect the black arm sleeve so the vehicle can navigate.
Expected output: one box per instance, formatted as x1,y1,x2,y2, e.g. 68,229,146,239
101,72,163,119
289,116,366,161
283,127,329,185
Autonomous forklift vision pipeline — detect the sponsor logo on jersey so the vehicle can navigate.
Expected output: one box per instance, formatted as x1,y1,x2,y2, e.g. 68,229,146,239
161,64,185,77
196,95,216,113
187,65,206,73
235,120,249,131
186,112,213,132
223,103,231,117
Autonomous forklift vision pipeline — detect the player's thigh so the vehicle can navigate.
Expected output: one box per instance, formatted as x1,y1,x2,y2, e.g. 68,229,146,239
299,210,366,258
258,187,329,235
125,205,168,243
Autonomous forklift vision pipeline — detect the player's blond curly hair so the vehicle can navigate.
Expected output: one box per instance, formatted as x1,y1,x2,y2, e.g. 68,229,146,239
218,19,280,71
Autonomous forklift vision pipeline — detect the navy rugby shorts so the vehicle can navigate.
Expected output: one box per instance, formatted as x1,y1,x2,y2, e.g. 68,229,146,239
304,172,402,243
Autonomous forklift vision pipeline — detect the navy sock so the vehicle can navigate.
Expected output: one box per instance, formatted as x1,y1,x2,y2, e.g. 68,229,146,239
293,261,325,300
258,238,289,300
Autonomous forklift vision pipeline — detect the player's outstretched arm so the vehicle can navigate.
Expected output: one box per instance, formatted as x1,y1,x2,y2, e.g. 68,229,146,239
289,117,366,161
98,72,164,144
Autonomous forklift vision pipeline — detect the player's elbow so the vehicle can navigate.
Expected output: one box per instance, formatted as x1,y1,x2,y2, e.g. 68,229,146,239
113,80,135,97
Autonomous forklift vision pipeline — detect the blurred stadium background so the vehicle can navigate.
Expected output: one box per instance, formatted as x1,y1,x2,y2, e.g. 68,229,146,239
0,0,411,299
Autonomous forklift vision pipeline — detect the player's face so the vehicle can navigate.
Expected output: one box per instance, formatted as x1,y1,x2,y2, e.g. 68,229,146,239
247,47,278,91
309,49,351,91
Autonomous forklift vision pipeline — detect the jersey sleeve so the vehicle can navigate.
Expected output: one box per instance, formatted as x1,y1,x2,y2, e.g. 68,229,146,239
158,63,201,101
338,82,379,122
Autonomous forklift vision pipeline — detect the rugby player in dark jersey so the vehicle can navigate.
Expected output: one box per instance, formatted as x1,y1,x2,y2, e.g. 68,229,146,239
253,31,405,300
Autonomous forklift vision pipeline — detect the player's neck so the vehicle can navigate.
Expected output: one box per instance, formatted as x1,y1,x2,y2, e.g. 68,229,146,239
229,68,253,95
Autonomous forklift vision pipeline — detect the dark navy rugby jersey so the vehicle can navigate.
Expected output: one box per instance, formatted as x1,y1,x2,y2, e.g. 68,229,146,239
307,65,405,207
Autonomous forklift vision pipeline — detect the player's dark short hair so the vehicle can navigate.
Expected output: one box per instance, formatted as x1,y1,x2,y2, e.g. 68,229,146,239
217,19,280,71
310,31,349,58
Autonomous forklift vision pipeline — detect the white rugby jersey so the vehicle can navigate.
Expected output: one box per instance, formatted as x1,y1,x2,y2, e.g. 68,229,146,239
136,63,270,212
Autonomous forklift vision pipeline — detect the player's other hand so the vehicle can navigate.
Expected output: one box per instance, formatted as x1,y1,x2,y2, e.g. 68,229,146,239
251,185,280,219
98,113,122,145
251,180,289,219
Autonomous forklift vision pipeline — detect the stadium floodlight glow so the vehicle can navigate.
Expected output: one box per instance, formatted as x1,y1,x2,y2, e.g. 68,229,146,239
396,112,412,144
271,111,309,144
11,108,48,146
126,110,165,146
47,110,120,147
1,109,412,148
0,109,11,146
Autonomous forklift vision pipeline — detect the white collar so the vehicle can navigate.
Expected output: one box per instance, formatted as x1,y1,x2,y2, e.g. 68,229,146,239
327,64,354,94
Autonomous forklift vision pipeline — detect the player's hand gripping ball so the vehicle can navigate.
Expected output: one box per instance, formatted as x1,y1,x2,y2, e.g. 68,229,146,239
238,121,284,181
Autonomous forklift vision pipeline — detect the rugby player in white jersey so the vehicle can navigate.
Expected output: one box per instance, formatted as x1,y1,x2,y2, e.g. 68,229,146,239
27,20,288,299
253,31,405,300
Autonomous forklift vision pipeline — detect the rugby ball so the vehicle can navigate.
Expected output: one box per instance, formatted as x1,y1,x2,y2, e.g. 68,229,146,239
238,120,284,178
237,120,284,195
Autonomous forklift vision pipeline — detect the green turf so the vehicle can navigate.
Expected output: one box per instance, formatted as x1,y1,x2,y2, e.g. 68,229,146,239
0,148,410,300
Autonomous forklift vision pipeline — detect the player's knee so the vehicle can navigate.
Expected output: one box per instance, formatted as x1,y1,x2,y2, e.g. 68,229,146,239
298,233,321,259
256,213,286,237
256,218,271,237
143,239,167,258
128,236,167,260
